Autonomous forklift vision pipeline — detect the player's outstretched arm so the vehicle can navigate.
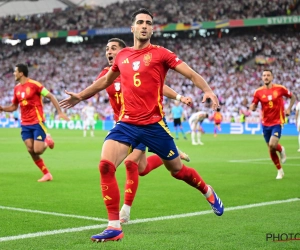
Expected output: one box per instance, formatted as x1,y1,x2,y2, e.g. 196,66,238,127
174,63,219,110
59,70,120,109
162,85,192,106
285,93,296,116
0,103,18,113
46,93,70,121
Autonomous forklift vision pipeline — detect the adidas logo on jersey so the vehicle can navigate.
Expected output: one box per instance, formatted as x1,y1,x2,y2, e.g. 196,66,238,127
103,195,112,201
122,58,129,64
167,150,175,157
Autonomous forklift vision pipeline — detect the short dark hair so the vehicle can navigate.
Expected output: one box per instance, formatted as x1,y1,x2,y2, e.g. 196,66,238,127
108,38,126,48
15,63,28,77
263,69,273,75
131,8,153,24
216,108,221,112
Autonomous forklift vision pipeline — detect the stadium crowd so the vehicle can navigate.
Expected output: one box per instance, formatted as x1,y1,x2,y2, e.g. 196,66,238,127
1,30,299,123
0,0,299,33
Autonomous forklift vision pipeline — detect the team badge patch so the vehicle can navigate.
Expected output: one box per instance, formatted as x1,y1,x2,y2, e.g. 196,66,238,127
273,91,278,98
132,61,140,71
21,92,25,98
143,52,152,66
268,95,272,101
114,82,121,91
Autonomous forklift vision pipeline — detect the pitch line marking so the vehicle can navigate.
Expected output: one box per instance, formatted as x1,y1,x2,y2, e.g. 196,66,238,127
0,198,299,242
229,156,300,163
0,206,107,222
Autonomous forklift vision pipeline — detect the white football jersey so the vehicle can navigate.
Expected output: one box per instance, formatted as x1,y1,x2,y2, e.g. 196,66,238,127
83,106,95,119
189,111,206,124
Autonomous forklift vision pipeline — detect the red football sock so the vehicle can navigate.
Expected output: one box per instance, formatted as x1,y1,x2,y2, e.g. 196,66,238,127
276,144,282,152
171,164,208,194
99,159,120,220
34,158,49,174
269,149,281,170
139,155,163,176
124,160,139,206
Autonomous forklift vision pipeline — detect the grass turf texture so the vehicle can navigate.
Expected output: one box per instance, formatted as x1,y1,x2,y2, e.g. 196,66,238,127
0,128,299,250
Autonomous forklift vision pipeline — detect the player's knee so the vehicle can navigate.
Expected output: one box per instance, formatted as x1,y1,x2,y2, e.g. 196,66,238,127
124,160,138,172
27,147,34,154
99,160,116,175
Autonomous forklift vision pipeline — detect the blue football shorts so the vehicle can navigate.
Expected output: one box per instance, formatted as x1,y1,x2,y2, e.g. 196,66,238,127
21,123,47,142
105,118,179,160
262,124,282,143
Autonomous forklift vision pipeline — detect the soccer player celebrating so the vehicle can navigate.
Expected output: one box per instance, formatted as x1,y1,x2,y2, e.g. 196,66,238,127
0,64,69,182
250,70,296,179
97,38,191,224
188,111,208,145
60,8,224,242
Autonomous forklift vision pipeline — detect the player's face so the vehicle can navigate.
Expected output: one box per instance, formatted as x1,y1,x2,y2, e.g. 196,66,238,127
106,42,122,66
131,13,153,42
262,71,273,85
13,67,23,82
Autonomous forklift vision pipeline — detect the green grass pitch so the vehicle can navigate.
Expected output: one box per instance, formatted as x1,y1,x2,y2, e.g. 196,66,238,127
0,128,299,250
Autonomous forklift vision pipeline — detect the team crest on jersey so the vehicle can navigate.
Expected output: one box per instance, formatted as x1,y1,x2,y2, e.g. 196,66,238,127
114,82,121,91
143,52,152,66
21,92,25,98
132,61,140,71
267,95,272,100
273,91,278,98
26,87,31,95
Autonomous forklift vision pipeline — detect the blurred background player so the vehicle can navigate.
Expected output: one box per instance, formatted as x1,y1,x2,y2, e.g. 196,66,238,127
188,111,208,145
0,63,69,182
96,38,191,224
82,101,96,137
250,70,295,179
296,101,300,152
171,100,187,140
213,107,223,137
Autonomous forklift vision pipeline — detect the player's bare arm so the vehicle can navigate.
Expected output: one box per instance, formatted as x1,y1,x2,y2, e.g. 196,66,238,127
249,103,257,111
59,70,120,109
0,103,18,112
45,93,70,121
174,62,219,110
285,93,296,116
162,85,192,106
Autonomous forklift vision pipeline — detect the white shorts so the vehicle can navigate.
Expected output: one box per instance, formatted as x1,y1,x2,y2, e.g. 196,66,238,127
84,118,95,128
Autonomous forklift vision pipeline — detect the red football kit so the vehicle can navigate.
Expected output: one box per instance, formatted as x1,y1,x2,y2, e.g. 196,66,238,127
213,112,222,124
12,79,46,125
97,67,122,122
111,44,182,125
252,84,292,126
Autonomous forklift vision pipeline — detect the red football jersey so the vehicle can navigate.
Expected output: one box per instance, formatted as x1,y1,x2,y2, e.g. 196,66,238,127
97,67,122,122
12,79,46,125
252,84,292,126
213,112,222,123
111,44,182,125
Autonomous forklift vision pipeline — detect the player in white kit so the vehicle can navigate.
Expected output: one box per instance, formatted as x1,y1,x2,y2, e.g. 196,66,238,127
188,111,208,145
296,102,300,152
82,101,96,137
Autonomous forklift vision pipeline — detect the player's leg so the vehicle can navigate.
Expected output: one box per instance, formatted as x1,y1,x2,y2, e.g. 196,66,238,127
120,148,144,224
22,125,52,182
90,119,95,137
196,123,203,145
213,124,217,137
265,125,284,179
179,124,187,139
91,123,139,242
139,119,224,216
298,130,300,152
190,122,198,145
83,120,87,137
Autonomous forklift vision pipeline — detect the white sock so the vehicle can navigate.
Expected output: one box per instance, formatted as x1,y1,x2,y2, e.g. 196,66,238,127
191,131,196,143
121,204,131,215
197,132,201,143
204,186,213,198
108,220,121,228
